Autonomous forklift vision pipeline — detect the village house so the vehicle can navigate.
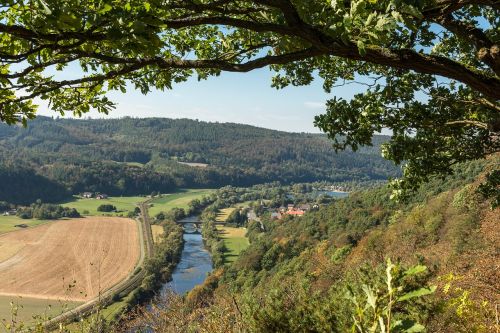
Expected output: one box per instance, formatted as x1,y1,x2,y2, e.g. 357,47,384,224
286,209,305,216
82,192,93,198
96,193,108,200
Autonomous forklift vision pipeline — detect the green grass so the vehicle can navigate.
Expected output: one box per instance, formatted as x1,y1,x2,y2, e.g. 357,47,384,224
0,295,81,330
0,216,49,235
148,189,214,217
217,226,249,264
61,196,147,216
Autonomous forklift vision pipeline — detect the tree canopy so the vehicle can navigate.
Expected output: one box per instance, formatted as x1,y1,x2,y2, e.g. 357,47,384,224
0,0,499,197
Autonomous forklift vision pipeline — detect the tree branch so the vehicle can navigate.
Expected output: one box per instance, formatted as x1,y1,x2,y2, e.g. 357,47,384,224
437,15,499,75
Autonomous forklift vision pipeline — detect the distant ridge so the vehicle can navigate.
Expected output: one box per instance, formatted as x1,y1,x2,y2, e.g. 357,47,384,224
0,117,399,204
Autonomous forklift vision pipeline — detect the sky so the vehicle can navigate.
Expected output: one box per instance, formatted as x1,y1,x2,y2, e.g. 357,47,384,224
37,68,367,133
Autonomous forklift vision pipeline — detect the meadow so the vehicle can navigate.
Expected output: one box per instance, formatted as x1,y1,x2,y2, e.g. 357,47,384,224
61,196,146,216
148,189,214,217
0,215,49,235
217,226,249,264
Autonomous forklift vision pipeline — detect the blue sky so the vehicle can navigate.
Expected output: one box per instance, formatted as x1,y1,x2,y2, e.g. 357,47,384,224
38,68,366,133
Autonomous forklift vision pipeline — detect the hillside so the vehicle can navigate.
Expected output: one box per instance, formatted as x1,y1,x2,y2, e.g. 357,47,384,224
0,117,399,204
126,156,499,332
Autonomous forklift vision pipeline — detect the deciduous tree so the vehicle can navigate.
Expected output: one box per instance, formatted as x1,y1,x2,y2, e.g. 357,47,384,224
1,0,498,196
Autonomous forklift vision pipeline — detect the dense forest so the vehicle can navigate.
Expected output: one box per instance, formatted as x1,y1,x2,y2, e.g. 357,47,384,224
0,117,398,204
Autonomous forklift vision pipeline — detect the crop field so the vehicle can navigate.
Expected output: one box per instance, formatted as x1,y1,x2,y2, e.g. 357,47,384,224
216,208,236,223
0,215,49,235
217,226,249,264
62,196,146,216
148,189,214,217
151,224,164,243
0,217,140,302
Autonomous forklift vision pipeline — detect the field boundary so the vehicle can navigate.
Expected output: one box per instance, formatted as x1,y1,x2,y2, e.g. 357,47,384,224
43,204,154,330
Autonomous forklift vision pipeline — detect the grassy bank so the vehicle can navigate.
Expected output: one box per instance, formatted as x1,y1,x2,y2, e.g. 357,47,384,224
217,226,249,264
148,189,214,217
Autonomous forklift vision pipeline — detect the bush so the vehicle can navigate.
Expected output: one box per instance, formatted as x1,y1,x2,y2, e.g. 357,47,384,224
16,203,80,220
97,204,116,212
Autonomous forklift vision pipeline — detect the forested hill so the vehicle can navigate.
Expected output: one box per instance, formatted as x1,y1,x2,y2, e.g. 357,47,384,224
0,117,399,203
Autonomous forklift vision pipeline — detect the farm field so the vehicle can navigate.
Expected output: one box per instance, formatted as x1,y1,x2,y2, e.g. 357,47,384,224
62,196,146,216
148,189,214,217
0,215,49,235
151,224,164,243
217,226,249,264
0,217,140,302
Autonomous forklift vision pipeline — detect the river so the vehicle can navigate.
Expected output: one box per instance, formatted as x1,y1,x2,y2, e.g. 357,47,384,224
161,217,213,295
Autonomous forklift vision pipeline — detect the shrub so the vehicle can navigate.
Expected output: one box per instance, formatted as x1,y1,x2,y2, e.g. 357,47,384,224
97,204,116,212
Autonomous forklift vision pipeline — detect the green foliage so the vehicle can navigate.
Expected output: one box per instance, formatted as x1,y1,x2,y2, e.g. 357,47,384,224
96,204,116,212
16,202,80,220
0,0,497,199
346,260,435,333
477,169,500,208
225,208,248,227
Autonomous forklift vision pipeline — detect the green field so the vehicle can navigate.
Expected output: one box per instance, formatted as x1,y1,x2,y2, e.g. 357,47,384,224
0,216,49,235
217,226,250,264
61,196,147,216
148,189,214,217
0,295,81,330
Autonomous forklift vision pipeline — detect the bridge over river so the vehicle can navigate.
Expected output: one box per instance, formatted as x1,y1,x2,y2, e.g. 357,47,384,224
176,216,225,231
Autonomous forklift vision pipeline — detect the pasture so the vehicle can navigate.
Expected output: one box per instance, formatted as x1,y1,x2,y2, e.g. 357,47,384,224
217,226,249,264
148,189,214,217
62,196,146,216
0,215,49,235
0,217,140,302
